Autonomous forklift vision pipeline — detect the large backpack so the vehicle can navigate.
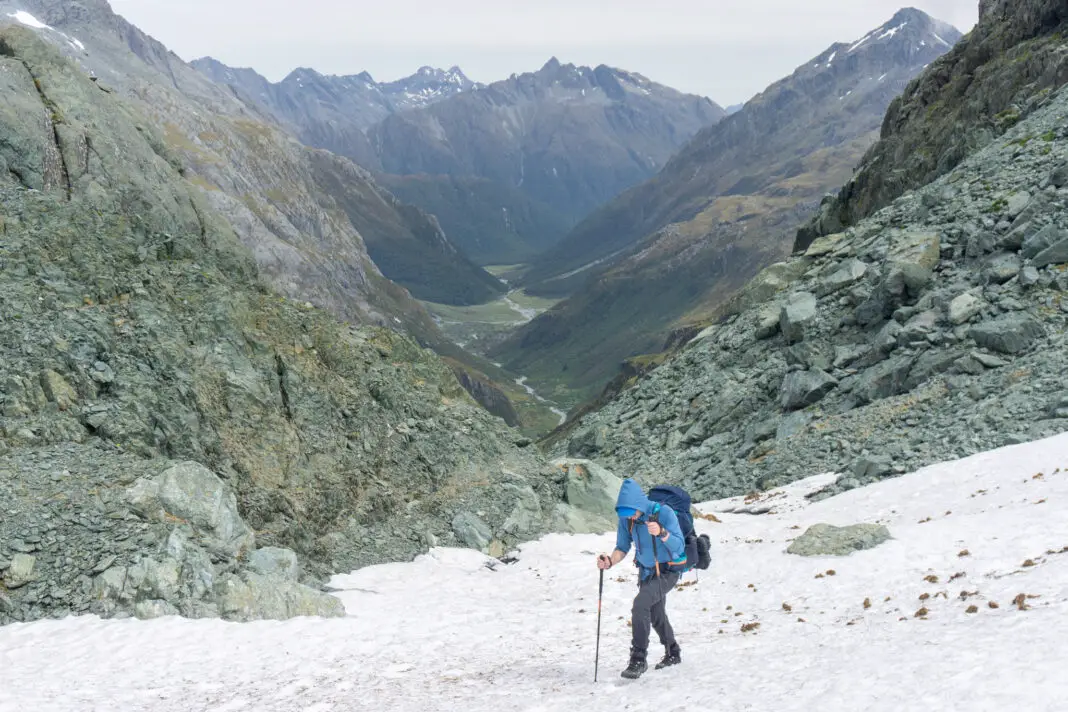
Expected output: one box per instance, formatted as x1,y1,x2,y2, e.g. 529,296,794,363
647,485,712,573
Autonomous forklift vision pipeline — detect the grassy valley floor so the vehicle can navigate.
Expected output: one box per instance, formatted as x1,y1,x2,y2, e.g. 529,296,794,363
423,266,567,436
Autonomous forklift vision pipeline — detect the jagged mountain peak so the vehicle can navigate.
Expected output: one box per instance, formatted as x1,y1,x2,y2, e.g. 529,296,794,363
844,7,962,54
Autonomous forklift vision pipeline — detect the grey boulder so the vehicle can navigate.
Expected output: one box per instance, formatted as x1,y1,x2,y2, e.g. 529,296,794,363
555,459,623,520
969,315,1045,354
787,523,892,556
780,292,818,343
214,572,345,622
780,369,838,411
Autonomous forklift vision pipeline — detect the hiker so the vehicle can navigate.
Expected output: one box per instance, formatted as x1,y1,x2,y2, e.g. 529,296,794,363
596,478,687,679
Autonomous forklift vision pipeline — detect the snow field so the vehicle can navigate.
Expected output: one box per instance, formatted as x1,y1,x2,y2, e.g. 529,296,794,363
2,433,1067,711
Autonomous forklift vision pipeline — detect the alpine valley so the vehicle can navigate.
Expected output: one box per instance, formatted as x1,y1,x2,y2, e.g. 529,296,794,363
2,9,1068,711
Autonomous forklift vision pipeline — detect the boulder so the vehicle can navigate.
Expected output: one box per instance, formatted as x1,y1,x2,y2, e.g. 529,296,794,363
853,455,893,480
785,342,832,371
214,572,345,622
886,229,941,292
969,315,1045,354
1021,225,1066,259
567,426,606,458
786,523,892,556
39,370,77,409
247,547,301,582
550,504,615,535
452,511,493,550
134,600,180,620
754,302,782,340
804,232,850,257
4,553,36,589
853,356,914,404
555,459,623,520
1032,235,1068,268
500,483,542,538
817,258,868,296
1005,191,1031,219
780,292,818,343
983,253,1022,284
780,369,838,411
947,293,984,325
154,462,255,557
1019,266,1041,288
898,310,939,345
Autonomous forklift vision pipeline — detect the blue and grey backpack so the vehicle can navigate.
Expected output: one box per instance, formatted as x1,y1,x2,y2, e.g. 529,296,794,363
647,485,712,573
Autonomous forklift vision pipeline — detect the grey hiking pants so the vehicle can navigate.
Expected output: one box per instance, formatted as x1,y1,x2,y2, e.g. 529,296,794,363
631,570,679,657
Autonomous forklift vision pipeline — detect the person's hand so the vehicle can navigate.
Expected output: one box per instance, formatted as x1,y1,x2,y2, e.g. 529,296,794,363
597,554,613,570
646,521,662,537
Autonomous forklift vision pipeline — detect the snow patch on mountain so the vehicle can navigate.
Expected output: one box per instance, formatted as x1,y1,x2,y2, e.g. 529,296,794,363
6,9,48,29
2,433,1066,710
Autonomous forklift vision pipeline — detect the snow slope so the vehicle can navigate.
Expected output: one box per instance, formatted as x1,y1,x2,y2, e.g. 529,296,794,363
3,434,1068,711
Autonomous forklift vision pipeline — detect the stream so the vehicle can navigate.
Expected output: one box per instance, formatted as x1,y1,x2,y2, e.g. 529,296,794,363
516,376,568,426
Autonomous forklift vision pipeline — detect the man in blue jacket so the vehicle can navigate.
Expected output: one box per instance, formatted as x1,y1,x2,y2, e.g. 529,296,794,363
596,478,686,679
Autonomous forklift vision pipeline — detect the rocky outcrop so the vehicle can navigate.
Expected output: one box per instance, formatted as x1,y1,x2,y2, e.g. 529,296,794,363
553,76,1068,503
796,0,1068,249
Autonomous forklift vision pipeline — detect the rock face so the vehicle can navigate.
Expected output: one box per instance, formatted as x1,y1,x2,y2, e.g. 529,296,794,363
494,9,962,402
786,523,892,556
797,0,1068,248
0,27,572,627
553,68,1068,503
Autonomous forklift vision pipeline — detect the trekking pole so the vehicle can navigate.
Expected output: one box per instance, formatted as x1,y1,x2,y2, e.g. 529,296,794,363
594,567,604,682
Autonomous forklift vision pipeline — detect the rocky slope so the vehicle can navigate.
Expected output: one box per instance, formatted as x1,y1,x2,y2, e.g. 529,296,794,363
0,0,505,309
0,24,608,626
556,75,1068,504
797,0,1068,249
495,9,962,404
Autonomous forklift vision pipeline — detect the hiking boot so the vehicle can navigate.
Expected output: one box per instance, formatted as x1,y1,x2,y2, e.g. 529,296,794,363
655,644,681,670
620,648,647,679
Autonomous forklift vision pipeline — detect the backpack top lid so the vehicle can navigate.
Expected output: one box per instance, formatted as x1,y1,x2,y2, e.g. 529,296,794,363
647,485,695,536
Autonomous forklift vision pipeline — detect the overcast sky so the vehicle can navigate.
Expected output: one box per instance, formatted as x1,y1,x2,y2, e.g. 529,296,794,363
109,0,979,105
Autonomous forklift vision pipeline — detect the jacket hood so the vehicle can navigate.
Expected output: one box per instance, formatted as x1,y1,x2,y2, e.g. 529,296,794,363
615,478,652,515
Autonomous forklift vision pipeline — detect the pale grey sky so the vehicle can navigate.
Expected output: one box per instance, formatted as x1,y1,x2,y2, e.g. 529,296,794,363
109,0,979,105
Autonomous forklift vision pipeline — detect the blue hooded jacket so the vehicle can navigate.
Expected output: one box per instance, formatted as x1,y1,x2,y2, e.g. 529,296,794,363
614,478,685,579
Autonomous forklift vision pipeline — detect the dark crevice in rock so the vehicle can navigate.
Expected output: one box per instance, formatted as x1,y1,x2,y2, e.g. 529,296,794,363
276,354,293,422
187,195,209,248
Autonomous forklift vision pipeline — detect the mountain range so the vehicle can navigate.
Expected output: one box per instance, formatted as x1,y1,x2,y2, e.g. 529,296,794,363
197,56,726,267
494,8,964,405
